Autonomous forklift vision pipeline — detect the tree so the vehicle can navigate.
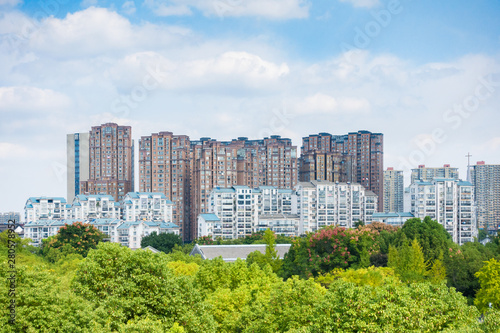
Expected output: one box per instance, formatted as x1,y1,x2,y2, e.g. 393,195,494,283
47,222,105,257
141,232,182,253
394,216,455,264
475,258,500,311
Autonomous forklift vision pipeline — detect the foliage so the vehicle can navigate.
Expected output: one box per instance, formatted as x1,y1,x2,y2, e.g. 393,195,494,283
394,217,455,264
194,231,294,246
475,258,500,311
167,261,199,276
45,222,105,257
72,242,216,332
282,225,380,279
140,232,183,254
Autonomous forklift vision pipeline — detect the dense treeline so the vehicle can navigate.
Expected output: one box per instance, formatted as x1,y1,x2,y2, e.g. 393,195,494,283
1,218,500,332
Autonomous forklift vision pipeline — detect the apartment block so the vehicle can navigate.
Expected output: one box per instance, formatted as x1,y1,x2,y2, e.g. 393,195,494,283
203,185,296,239
139,133,297,241
138,132,191,239
71,194,120,220
410,164,459,184
409,178,476,245
67,133,90,203
470,161,500,231
301,131,383,211
117,221,180,249
121,192,173,222
296,180,378,233
383,168,404,213
24,197,69,222
80,123,134,201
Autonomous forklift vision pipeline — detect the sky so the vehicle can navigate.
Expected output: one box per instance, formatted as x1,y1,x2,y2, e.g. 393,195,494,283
1,0,500,219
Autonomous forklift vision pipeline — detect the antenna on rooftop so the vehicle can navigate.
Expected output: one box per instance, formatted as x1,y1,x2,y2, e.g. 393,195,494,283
465,152,472,182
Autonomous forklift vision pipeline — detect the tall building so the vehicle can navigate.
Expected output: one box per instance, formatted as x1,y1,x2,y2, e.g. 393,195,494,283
470,161,500,231
67,133,90,203
410,164,459,184
409,178,476,245
0,212,21,224
301,131,383,211
296,180,378,233
139,133,297,240
383,168,404,213
80,123,134,202
138,132,191,238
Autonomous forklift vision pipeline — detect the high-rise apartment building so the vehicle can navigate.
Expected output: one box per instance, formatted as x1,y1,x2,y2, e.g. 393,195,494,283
470,161,500,231
410,164,459,184
383,167,404,213
409,178,476,245
138,132,191,237
301,131,383,211
67,133,90,203
139,133,297,240
80,123,134,202
296,180,378,233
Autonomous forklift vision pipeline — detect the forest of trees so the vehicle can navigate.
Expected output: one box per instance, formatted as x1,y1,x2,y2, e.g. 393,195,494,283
1,217,500,332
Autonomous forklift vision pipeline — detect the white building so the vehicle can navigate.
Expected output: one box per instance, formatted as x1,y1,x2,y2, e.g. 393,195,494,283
24,218,180,249
121,192,173,222
24,197,69,222
71,194,121,220
206,185,297,239
117,221,180,249
296,181,378,233
256,214,300,237
198,214,221,239
409,178,476,245
371,212,414,227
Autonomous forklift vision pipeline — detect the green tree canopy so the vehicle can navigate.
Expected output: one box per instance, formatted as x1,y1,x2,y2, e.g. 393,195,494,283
45,222,105,257
140,232,183,253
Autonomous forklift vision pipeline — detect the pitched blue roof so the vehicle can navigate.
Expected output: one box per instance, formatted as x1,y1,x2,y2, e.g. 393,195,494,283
75,194,115,201
27,197,67,204
159,222,179,229
199,213,220,221
458,181,473,186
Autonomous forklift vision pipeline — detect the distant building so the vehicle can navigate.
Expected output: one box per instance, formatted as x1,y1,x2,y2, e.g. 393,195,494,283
24,197,68,223
470,161,500,231
80,123,134,201
0,212,21,224
383,168,404,213
300,131,384,211
256,214,300,237
409,178,476,245
410,164,459,184
296,180,377,233
371,212,414,227
67,133,90,204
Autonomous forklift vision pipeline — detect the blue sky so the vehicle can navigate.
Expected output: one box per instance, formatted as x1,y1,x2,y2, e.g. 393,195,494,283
1,0,500,217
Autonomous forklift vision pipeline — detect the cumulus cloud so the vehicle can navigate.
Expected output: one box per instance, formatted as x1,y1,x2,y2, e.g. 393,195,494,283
144,0,310,19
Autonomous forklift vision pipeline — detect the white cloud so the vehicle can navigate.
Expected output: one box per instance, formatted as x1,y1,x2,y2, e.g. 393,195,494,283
0,0,21,7
295,93,370,114
0,142,28,159
0,86,72,111
339,0,380,9
144,0,310,19
121,1,137,15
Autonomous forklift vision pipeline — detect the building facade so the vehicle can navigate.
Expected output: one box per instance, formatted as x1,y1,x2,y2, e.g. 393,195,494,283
383,168,404,213
300,131,383,211
71,194,121,220
296,180,378,233
24,197,69,222
80,123,134,201
139,133,298,241
409,178,476,245
470,161,500,231
67,133,90,204
121,192,173,222
410,164,459,184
